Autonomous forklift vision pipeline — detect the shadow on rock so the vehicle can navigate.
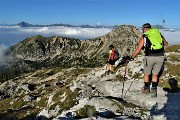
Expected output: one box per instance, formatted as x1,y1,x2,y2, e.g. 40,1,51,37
150,77,180,120
163,77,180,93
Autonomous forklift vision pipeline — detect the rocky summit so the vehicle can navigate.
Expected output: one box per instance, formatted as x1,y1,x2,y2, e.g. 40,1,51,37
0,25,180,120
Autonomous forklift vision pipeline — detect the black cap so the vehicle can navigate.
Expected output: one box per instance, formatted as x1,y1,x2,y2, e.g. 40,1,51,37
142,23,151,28
109,44,114,48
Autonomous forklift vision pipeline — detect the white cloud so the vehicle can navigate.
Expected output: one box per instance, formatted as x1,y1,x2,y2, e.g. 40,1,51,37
17,26,112,39
16,27,180,45
159,30,180,45
0,26,20,29
65,28,81,35
20,27,50,33
0,44,8,66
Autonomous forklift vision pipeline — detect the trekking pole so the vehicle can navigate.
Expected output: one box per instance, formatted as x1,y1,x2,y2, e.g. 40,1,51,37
123,67,143,98
121,61,129,98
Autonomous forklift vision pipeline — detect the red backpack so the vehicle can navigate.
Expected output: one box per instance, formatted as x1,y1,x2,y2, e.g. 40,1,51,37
110,50,120,61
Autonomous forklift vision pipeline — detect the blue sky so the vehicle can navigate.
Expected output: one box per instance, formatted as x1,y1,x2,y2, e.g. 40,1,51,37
0,0,180,28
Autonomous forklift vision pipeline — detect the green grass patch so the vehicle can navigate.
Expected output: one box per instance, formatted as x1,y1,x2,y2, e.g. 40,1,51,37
0,98,13,111
116,104,124,113
158,78,170,88
50,87,79,114
75,105,96,118
165,45,180,53
165,62,180,77
168,54,180,62
32,70,48,78
36,96,48,108
52,67,63,73
60,88,79,111
12,99,26,110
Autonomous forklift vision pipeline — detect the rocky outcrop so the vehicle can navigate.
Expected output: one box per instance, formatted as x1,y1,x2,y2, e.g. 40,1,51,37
0,61,147,119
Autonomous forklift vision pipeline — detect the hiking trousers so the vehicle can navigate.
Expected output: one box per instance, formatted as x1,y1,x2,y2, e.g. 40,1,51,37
144,56,165,75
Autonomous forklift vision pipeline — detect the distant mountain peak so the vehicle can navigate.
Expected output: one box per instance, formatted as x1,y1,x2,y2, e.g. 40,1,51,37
17,21,32,27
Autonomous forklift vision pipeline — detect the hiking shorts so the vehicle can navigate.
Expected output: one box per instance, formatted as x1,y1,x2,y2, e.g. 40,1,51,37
108,59,115,65
144,56,165,75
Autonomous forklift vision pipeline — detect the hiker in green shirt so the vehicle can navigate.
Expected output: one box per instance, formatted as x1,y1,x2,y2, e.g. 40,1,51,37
131,23,168,97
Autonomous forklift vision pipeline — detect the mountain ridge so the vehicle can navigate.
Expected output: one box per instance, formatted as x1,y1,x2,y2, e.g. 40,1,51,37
0,21,168,29
16,21,117,28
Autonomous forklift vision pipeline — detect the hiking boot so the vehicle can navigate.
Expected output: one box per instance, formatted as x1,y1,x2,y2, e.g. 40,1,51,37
110,71,115,74
151,88,157,98
141,87,150,94
105,70,111,75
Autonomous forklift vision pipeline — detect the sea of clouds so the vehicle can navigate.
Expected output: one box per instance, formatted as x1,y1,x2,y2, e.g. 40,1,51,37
0,26,112,46
0,26,180,46
161,30,180,45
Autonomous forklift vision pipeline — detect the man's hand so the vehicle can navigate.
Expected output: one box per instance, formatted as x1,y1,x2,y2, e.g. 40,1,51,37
127,57,134,62
130,57,134,61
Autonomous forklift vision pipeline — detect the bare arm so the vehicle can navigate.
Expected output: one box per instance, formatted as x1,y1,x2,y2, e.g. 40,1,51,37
108,50,112,61
108,52,111,60
131,36,144,59
161,35,168,46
